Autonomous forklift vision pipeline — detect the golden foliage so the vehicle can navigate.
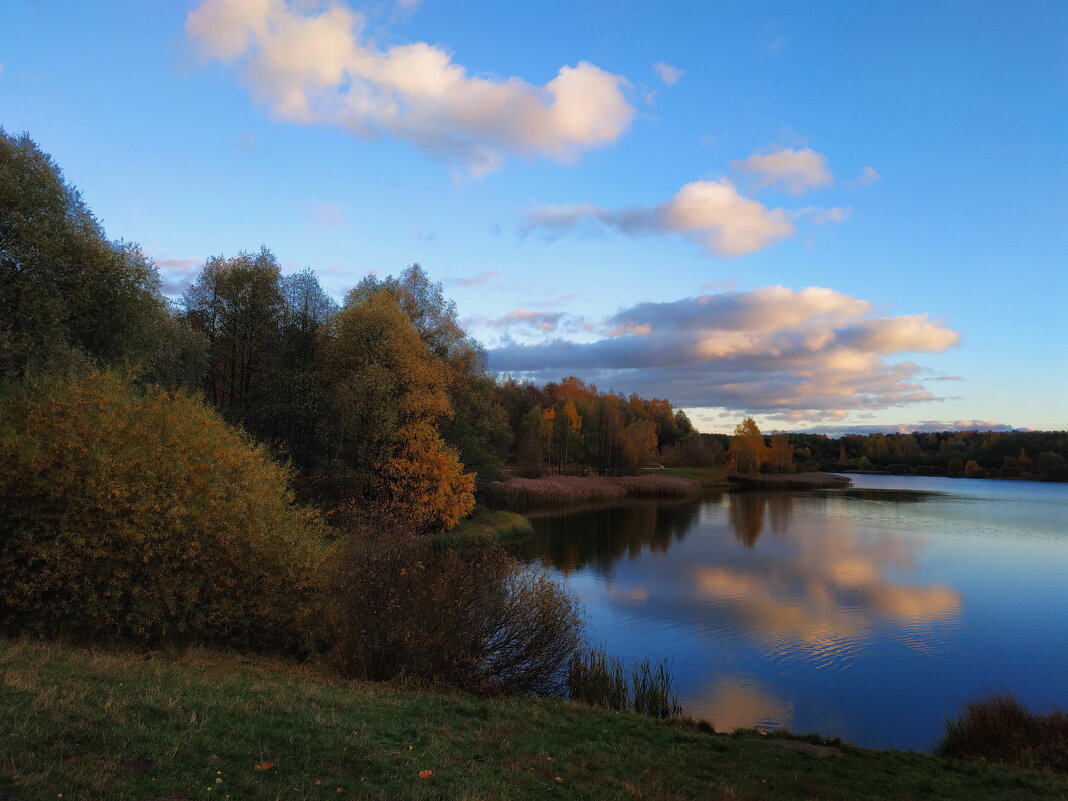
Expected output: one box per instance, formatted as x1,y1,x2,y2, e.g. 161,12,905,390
379,422,475,532
0,370,328,649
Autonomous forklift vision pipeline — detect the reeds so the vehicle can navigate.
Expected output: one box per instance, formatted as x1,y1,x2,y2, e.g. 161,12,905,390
937,694,1068,773
567,648,682,719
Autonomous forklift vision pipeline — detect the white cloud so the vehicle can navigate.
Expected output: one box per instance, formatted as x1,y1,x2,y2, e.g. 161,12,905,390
186,0,635,174
525,178,794,257
487,285,961,417
652,61,683,85
732,147,832,194
852,165,881,187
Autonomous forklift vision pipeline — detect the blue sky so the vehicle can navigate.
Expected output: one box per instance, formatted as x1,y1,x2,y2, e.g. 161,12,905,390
2,0,1065,433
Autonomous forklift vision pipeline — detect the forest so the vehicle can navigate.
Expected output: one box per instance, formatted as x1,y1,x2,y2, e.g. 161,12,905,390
2,128,1065,680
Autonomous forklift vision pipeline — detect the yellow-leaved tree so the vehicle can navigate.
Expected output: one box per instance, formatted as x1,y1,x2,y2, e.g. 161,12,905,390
0,370,328,649
317,288,474,530
729,417,767,474
380,422,475,532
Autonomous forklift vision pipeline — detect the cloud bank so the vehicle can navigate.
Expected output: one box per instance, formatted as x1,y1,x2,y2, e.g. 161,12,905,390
487,286,961,419
187,0,635,174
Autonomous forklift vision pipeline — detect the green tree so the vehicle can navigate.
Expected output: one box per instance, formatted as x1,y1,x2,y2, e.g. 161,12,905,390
0,130,170,379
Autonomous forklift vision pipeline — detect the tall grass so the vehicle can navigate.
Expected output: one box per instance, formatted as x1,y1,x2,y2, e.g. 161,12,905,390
937,694,1068,773
568,648,682,719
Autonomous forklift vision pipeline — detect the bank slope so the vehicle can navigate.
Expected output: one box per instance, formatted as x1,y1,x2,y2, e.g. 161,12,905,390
1,639,1064,801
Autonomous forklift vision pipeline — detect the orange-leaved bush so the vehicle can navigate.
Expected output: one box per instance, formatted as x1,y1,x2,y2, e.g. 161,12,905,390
0,370,328,650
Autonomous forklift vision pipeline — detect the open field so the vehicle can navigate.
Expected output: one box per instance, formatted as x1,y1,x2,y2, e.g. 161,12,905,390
2,638,1067,800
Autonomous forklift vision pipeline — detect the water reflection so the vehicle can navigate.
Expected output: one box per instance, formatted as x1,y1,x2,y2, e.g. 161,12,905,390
727,491,793,547
512,497,709,577
515,477,1068,749
692,675,794,732
523,491,962,665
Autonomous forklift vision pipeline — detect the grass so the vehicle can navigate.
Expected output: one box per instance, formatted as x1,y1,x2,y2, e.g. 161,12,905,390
3,639,1068,800
486,475,700,509
728,472,852,490
649,466,731,488
937,694,1068,773
435,505,534,545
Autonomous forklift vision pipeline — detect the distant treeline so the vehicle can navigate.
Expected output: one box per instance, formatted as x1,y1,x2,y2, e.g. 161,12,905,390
787,429,1068,482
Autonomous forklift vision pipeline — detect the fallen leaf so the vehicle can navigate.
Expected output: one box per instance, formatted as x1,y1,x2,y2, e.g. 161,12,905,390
418,770,434,779
253,761,275,771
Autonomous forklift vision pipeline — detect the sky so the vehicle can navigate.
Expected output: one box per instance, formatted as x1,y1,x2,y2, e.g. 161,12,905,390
2,0,1065,434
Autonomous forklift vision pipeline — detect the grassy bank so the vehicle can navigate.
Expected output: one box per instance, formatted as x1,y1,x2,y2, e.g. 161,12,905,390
3,639,1067,800
729,472,852,490
650,466,731,488
486,474,700,509
435,505,534,544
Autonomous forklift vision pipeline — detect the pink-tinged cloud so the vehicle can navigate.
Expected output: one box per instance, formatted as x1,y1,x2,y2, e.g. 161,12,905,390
187,0,635,174
156,257,204,295
448,270,499,287
851,166,882,187
732,147,833,194
784,420,1032,436
487,285,961,416
652,61,684,85
307,202,348,229
524,178,794,257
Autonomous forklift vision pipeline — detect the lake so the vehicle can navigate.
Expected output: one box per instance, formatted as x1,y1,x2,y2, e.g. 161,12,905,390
510,474,1068,752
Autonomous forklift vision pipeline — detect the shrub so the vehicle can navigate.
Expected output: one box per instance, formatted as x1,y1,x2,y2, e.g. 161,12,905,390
937,694,1068,773
0,370,328,651
330,512,580,695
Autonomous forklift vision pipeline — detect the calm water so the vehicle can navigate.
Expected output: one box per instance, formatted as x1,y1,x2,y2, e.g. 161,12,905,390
511,475,1068,751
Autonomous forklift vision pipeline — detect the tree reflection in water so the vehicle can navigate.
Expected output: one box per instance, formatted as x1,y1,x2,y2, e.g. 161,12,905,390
727,491,793,547
511,496,709,577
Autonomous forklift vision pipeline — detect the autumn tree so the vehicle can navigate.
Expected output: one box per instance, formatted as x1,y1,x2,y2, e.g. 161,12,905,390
317,288,473,526
380,422,475,531
729,417,766,474
766,433,794,473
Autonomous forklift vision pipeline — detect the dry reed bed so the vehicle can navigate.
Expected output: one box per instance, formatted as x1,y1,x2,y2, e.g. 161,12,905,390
487,475,699,507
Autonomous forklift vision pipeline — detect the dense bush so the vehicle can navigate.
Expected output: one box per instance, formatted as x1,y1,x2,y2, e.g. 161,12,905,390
938,695,1068,773
330,512,581,695
0,370,329,651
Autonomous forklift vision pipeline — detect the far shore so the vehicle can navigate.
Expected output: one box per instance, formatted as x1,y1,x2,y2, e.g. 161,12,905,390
729,472,852,490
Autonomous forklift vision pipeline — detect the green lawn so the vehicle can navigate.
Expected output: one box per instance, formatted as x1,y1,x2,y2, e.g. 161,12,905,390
648,466,731,487
436,505,533,544
2,638,1066,800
